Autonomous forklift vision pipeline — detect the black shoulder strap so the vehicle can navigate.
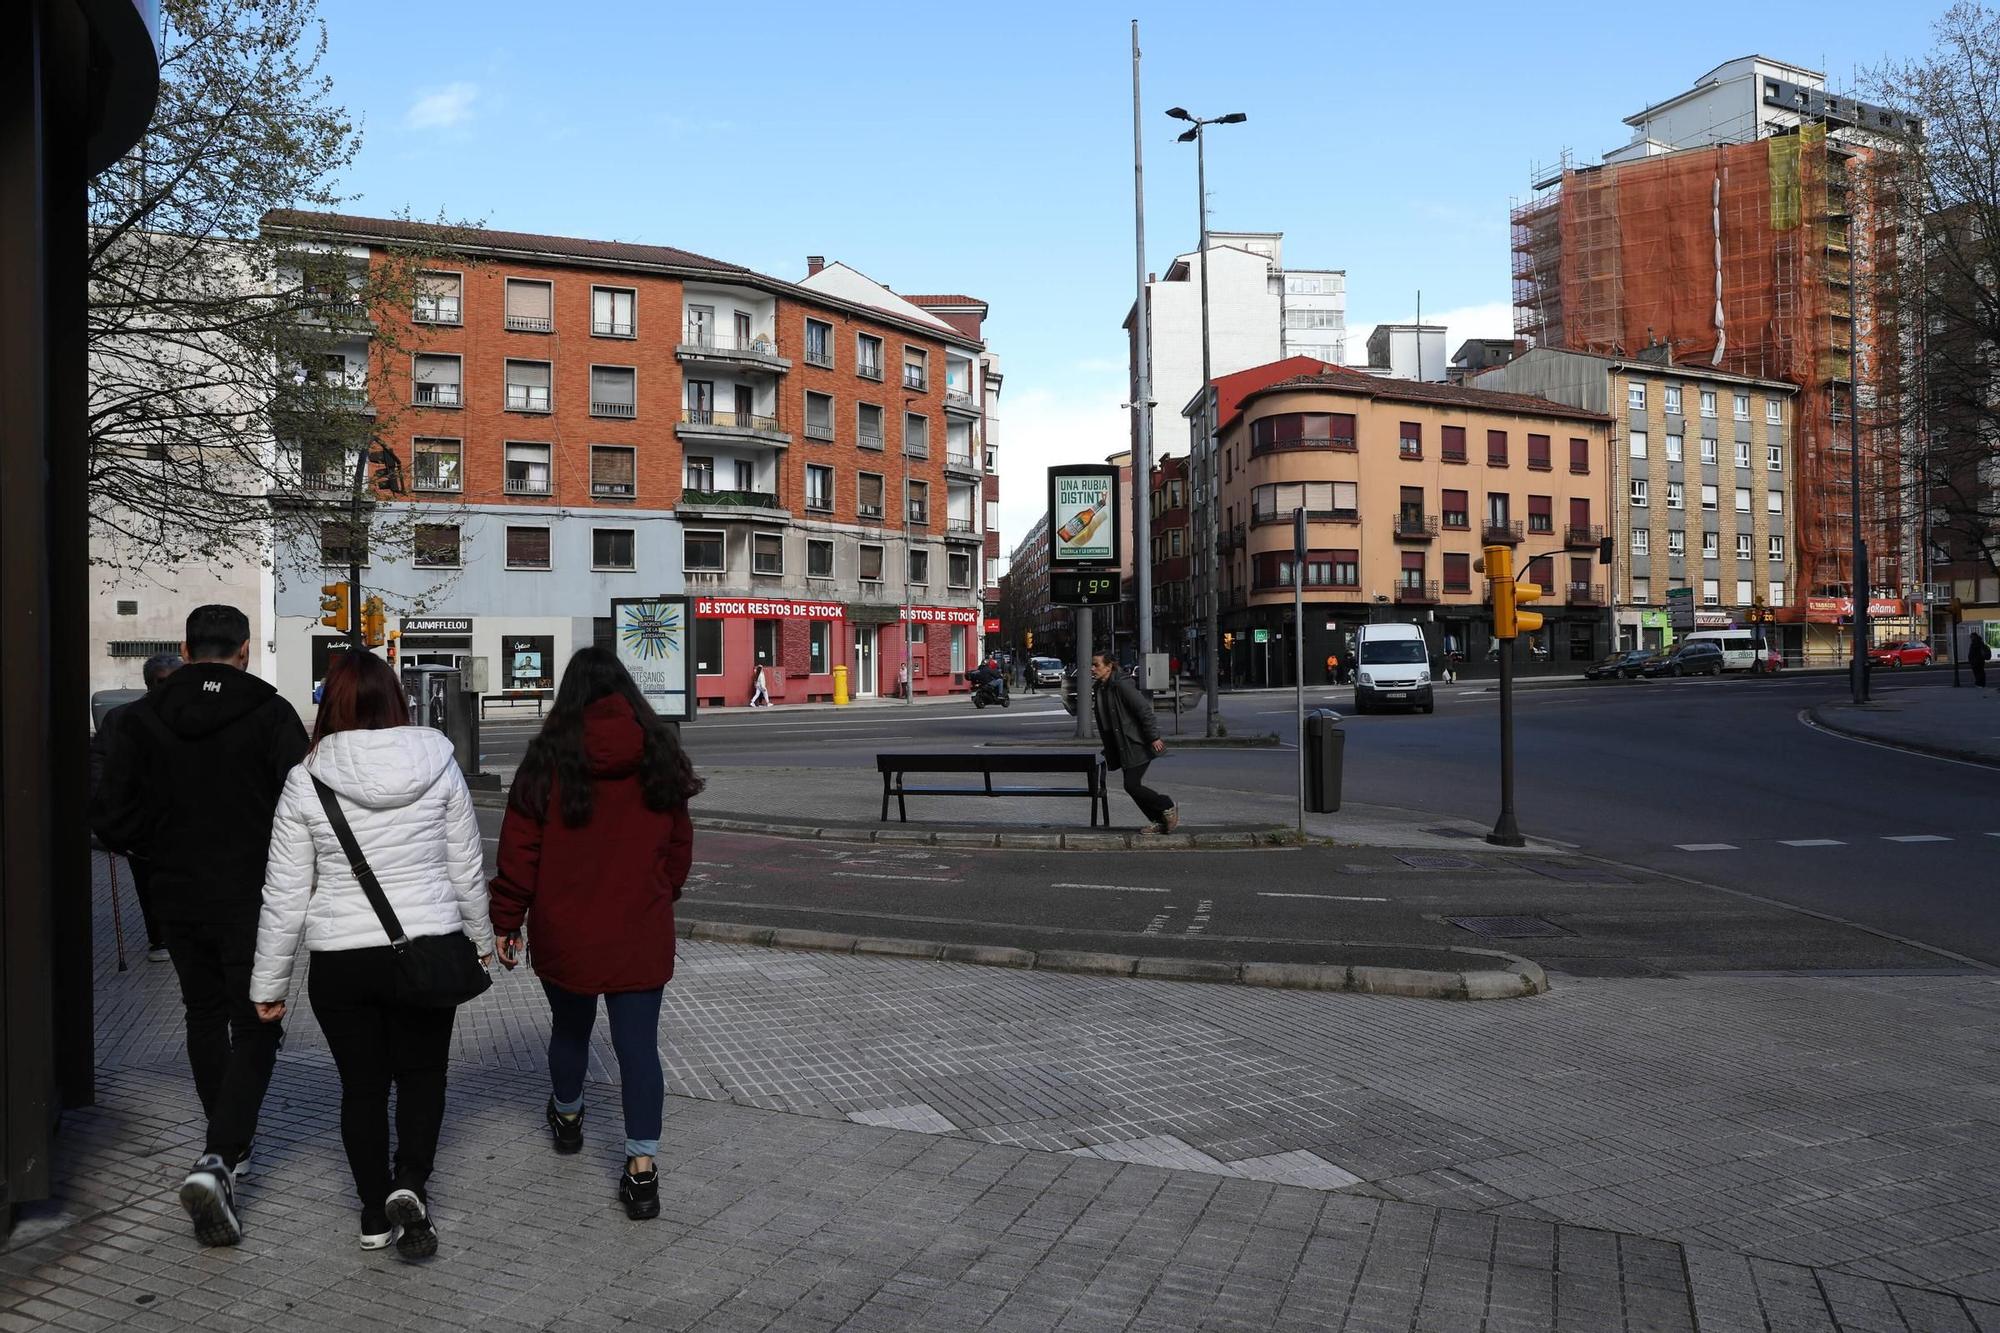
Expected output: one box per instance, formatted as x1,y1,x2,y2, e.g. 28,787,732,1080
310,775,409,949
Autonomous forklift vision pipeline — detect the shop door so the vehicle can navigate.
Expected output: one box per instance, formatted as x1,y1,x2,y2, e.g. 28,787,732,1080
854,630,876,697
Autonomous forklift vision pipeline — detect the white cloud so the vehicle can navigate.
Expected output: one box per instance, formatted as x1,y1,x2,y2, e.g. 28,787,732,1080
405,83,479,131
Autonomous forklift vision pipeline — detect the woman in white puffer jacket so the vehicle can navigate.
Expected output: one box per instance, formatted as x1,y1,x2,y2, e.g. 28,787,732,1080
250,651,493,1260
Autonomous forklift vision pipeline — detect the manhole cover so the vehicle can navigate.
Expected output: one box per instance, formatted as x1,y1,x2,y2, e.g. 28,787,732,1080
1522,863,1634,885
1420,827,1480,839
1396,853,1478,870
1445,915,1571,939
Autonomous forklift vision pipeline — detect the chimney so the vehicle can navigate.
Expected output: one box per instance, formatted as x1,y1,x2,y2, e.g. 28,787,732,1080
806,256,825,276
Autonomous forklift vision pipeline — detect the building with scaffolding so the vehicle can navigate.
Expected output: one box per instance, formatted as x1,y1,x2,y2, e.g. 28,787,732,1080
1511,57,1921,662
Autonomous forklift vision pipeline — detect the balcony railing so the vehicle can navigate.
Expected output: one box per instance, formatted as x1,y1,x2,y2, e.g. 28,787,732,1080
858,501,885,519
902,367,928,391
593,320,635,338
944,388,975,410
505,475,552,496
505,386,552,412
1394,514,1439,541
1220,525,1244,552
679,488,781,510
412,461,461,493
414,297,461,325
947,517,976,534
1251,508,1357,527
1396,580,1440,605
680,329,782,358
1567,581,1604,605
591,399,637,419
413,383,461,407
591,479,636,499
803,344,834,369
681,407,782,434
505,314,554,333
858,362,885,382
1482,519,1524,544
858,428,884,450
805,420,836,442
907,504,930,526
946,450,977,472
904,441,929,459
1564,523,1603,549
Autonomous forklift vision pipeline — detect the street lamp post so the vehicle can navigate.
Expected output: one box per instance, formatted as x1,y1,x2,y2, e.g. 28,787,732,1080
1167,106,1246,738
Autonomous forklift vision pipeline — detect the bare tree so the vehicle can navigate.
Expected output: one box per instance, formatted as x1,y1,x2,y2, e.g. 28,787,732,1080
1866,2,2000,584
87,0,475,596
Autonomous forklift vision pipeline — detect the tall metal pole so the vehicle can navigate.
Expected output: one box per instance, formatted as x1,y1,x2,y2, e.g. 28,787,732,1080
1197,127,1220,737
1293,508,1306,837
1130,20,1154,671
1486,643,1523,847
1850,299,1869,703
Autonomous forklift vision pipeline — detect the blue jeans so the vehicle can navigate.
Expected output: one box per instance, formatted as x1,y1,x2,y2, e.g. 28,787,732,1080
542,981,664,1160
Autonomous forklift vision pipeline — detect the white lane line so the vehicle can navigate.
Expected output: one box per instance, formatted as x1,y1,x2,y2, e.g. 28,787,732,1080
1259,892,1390,902
1883,834,1952,843
1796,709,2000,770
1051,882,1168,893
1674,843,1739,852
1779,839,1845,848
829,871,959,882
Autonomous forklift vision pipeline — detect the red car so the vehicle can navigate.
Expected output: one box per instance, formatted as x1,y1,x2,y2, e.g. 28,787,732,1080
1869,641,1933,668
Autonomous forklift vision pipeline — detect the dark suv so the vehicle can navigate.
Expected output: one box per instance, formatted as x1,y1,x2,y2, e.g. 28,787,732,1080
1641,641,1724,677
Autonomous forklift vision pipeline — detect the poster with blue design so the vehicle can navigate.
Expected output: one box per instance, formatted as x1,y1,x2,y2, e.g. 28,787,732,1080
611,596,696,721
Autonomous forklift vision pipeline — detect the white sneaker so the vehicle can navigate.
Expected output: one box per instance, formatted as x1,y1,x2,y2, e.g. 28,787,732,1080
359,1206,398,1251
178,1155,242,1247
384,1188,436,1260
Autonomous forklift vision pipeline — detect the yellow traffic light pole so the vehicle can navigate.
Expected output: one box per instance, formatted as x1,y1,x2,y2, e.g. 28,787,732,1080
1479,544,1545,848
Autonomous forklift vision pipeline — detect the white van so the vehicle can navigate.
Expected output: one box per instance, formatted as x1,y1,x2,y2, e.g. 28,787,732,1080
1353,623,1434,714
1678,629,1762,672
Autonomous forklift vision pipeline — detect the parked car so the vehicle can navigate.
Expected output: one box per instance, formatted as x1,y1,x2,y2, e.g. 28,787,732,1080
1868,640,1933,669
1755,647,1785,674
1030,656,1066,687
1584,649,1658,680
1352,623,1434,714
1641,641,1725,677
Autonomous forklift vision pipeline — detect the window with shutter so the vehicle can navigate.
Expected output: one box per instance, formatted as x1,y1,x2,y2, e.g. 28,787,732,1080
504,279,554,332
505,527,552,569
589,365,636,417
590,446,636,499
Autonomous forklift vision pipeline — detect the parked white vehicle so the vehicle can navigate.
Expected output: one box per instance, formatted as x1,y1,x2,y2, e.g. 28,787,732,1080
1353,624,1434,714
1677,630,1764,672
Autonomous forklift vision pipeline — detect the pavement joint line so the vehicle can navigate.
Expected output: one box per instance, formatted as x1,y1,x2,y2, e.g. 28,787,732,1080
673,915,1549,1000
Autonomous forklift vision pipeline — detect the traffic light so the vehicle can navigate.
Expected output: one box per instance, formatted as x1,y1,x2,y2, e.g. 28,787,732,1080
1482,544,1544,639
319,582,350,633
1512,567,1546,638
385,629,400,664
1222,631,1234,651
1024,630,1034,650
361,595,386,648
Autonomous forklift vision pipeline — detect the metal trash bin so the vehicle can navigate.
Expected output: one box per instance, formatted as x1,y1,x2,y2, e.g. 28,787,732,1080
1304,708,1344,813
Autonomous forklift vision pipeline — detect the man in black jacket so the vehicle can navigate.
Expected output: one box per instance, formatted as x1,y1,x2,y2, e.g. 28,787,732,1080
1089,652,1179,833
90,605,308,1247
89,651,183,960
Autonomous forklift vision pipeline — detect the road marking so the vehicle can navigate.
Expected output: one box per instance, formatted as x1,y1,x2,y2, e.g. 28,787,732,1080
1673,843,1739,852
1258,892,1390,902
829,871,959,883
1797,709,2000,771
1051,882,1168,893
1779,839,1845,848
1883,834,1951,843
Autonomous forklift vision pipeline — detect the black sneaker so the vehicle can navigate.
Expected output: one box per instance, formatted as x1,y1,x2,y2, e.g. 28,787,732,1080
178,1154,242,1247
619,1165,659,1221
384,1187,436,1260
230,1140,254,1181
359,1206,397,1251
546,1098,583,1154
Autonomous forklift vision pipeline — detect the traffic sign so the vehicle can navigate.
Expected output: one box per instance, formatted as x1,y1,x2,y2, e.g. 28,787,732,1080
1253,628,1269,644
1665,585,1696,632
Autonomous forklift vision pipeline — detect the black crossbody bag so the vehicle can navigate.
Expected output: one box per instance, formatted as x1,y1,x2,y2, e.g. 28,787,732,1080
310,776,491,1009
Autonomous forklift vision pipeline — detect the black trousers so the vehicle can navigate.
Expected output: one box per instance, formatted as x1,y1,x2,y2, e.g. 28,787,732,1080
307,946,457,1213
1116,759,1175,826
1974,657,1988,687
127,856,163,948
164,916,282,1164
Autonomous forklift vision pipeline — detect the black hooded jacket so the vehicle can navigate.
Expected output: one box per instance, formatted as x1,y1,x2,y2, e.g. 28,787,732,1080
89,662,309,924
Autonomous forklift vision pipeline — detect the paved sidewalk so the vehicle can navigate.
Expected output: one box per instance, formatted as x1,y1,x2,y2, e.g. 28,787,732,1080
1811,680,2000,766
5,860,1999,1331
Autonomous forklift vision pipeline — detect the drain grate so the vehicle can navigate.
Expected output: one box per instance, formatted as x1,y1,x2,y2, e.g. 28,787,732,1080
1445,915,1571,939
1395,853,1478,870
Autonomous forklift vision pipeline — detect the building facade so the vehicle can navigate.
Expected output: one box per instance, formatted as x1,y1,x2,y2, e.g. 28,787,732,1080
261,213,992,712
1476,348,1800,657
1149,455,1192,654
1207,366,1613,683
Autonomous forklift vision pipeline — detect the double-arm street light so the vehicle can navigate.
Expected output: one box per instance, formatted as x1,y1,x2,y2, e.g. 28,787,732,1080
1166,106,1246,737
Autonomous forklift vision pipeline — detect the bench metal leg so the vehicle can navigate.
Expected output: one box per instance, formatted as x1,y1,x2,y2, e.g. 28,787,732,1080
881,771,891,822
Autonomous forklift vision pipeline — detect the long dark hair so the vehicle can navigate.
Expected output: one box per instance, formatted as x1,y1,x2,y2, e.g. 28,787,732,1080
512,647,703,826
313,651,409,748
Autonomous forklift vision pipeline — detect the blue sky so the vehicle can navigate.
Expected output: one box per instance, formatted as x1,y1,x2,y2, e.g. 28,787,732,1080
310,0,1939,548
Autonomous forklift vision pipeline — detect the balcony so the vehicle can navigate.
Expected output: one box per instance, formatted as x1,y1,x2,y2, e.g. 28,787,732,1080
1568,582,1604,606
1220,525,1244,553
1393,514,1438,542
902,367,928,391
676,329,791,373
943,388,978,417
411,460,461,494
1396,580,1440,605
945,450,979,478
1564,523,1603,550
1482,519,1524,545
677,488,790,523
593,319,635,338
946,517,979,542
858,428,884,451
413,383,461,408
505,314,553,333
504,476,552,496
907,504,930,527
677,407,791,447
805,420,836,442
858,361,885,382
591,399,637,419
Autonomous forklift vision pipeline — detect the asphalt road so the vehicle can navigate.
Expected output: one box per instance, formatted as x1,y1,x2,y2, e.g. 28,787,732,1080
471,668,2000,972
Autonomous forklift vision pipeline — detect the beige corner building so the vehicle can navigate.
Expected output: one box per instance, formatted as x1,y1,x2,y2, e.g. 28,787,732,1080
1204,365,1613,683
1476,348,1800,658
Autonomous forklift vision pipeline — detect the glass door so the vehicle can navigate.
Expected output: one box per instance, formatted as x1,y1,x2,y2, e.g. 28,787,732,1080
854,630,877,697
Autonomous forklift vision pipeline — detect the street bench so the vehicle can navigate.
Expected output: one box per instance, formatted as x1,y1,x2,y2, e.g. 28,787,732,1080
876,751,1110,826
480,688,554,719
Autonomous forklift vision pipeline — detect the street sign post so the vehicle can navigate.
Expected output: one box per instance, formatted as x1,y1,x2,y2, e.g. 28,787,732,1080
1666,586,1696,635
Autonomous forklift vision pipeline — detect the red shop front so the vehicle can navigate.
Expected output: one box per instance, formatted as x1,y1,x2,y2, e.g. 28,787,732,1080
693,597,848,708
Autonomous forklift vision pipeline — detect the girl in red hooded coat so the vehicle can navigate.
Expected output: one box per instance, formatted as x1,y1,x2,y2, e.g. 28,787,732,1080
490,647,700,1220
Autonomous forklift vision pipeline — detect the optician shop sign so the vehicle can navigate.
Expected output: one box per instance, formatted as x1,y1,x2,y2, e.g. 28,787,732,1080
695,598,847,619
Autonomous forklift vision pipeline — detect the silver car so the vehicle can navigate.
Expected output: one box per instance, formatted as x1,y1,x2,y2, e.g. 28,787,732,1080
1031,656,1066,687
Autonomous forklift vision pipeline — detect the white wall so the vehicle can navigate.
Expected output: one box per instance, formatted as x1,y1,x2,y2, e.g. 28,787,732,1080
1146,246,1282,457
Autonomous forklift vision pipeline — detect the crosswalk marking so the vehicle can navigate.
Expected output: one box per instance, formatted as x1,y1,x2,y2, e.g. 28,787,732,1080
1674,843,1739,852
1884,835,1951,843
1779,839,1845,848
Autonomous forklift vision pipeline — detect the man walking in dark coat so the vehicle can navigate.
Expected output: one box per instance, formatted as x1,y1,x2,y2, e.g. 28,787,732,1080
89,605,309,1247
1090,651,1179,834
89,651,183,960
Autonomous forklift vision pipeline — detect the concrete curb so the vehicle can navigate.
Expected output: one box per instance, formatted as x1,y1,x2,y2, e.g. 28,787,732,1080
676,918,1549,1001
981,734,1282,749
687,814,1302,850
1805,702,2000,770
